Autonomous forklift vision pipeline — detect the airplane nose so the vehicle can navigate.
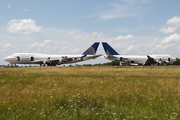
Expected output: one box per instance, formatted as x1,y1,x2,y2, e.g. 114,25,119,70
4,57,9,62
4,56,11,62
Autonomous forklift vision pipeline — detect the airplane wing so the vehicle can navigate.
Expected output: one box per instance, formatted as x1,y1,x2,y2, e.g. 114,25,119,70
32,60,44,64
33,59,60,65
48,59,59,62
61,55,85,61
144,55,157,65
105,50,117,60
86,54,102,59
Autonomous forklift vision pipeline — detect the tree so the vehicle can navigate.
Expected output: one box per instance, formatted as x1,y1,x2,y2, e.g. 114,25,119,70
111,61,120,66
173,58,180,65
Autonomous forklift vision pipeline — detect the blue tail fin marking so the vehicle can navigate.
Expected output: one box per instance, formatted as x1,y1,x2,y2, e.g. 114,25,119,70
82,42,100,55
102,42,119,55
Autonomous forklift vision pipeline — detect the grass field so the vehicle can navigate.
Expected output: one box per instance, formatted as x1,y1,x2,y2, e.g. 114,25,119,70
0,66,180,119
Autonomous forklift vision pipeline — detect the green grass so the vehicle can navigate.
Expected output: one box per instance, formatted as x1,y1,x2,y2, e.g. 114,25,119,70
0,66,180,119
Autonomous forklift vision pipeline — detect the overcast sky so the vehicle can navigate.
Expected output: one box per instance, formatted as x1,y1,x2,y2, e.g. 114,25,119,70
1,0,180,65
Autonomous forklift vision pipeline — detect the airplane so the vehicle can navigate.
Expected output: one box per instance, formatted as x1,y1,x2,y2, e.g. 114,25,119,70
4,42,101,66
102,42,176,66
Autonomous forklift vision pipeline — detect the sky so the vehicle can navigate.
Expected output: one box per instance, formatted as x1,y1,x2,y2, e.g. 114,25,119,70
1,0,180,65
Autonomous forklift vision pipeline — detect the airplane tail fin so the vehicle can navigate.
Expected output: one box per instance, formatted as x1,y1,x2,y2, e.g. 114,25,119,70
82,42,100,55
102,42,119,55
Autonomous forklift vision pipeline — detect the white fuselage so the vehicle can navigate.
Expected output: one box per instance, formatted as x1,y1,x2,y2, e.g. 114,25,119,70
105,54,176,65
4,53,99,65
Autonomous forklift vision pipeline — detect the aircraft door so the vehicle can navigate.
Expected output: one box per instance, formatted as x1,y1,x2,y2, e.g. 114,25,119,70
30,57,34,61
168,58,170,61
16,56,20,61
81,57,83,61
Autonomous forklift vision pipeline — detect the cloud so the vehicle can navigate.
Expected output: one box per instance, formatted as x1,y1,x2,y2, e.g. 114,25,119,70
116,35,134,40
161,33,180,44
159,16,180,34
166,16,180,27
73,35,83,39
122,0,151,3
39,40,52,47
100,4,137,20
8,4,11,8
29,40,52,49
163,43,175,50
159,26,178,34
4,43,12,48
127,45,134,51
7,19,42,34
99,1,150,20
24,9,30,12
30,43,39,48
72,48,80,53
68,32,75,35
92,31,103,38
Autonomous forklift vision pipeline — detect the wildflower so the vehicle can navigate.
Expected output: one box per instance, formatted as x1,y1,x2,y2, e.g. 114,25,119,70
113,113,116,115
172,112,178,116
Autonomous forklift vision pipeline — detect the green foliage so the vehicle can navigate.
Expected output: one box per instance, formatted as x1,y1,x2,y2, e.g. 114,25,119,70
0,66,180,119
173,58,180,65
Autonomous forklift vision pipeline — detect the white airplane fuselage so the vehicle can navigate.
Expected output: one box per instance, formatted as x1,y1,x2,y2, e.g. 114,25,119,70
4,53,100,65
105,54,176,65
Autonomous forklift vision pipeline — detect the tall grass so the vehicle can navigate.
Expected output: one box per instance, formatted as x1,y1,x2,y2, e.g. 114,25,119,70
0,66,180,119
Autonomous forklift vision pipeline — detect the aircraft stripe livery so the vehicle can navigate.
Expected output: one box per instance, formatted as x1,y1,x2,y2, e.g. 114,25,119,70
4,42,101,66
102,42,176,65
82,42,99,55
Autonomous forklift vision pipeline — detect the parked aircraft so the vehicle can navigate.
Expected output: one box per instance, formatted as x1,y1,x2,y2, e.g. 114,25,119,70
4,42,101,66
102,42,176,65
